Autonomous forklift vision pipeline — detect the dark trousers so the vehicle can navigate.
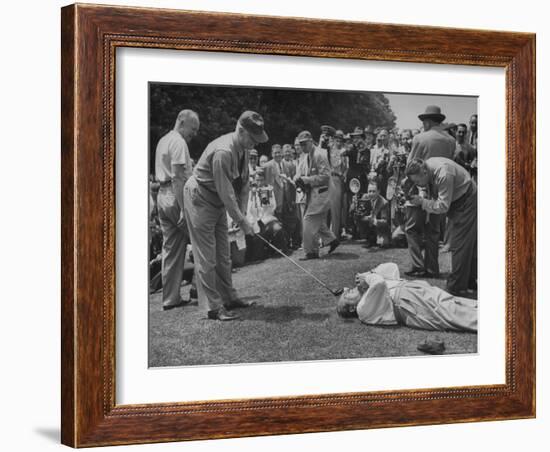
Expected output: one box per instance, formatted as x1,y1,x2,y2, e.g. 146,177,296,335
405,205,440,275
282,208,300,248
446,183,478,292
359,219,390,246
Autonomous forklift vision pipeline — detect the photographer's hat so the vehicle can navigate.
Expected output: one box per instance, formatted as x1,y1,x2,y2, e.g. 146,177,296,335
320,124,336,136
296,130,313,143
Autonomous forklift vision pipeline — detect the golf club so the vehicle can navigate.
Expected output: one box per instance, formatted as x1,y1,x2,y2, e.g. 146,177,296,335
255,234,344,297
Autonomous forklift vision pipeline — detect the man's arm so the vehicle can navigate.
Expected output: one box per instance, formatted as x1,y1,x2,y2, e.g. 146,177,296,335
171,164,187,213
168,137,190,214
420,172,455,214
238,176,250,219
212,151,248,226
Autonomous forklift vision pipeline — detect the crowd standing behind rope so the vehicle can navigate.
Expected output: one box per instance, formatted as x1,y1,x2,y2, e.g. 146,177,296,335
149,105,479,319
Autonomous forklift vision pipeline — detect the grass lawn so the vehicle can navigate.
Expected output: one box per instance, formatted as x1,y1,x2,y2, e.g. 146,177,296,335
148,241,477,367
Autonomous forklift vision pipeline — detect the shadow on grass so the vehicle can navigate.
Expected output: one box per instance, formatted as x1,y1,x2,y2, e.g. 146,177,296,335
322,252,359,261
239,304,330,323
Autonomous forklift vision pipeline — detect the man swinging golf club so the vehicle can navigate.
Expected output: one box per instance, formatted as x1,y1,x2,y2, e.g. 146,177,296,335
294,130,340,260
184,111,267,321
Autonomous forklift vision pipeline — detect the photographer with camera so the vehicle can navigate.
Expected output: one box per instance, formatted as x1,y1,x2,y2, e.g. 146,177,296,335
319,124,336,160
370,129,391,196
353,181,391,248
406,157,477,296
403,105,455,278
246,167,289,261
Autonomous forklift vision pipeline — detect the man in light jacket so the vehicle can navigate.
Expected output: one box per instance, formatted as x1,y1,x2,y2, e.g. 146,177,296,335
294,131,340,260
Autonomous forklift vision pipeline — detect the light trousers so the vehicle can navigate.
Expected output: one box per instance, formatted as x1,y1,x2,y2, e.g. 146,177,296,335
157,185,188,308
303,209,336,255
183,177,237,312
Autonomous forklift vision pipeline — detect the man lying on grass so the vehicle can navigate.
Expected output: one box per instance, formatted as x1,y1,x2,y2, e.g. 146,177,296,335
337,263,477,332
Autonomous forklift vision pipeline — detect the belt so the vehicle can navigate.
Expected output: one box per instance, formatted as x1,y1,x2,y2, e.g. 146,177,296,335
158,180,172,187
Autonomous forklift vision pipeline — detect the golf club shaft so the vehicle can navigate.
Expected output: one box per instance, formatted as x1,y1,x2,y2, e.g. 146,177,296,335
255,234,337,295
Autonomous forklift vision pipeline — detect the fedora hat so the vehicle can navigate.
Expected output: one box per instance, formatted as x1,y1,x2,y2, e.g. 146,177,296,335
418,105,446,123
320,124,336,136
349,126,365,137
296,130,313,143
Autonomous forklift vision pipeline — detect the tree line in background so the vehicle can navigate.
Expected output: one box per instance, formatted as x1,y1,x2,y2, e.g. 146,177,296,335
149,83,397,170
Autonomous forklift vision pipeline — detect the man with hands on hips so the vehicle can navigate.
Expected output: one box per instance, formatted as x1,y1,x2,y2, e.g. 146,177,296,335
154,109,199,311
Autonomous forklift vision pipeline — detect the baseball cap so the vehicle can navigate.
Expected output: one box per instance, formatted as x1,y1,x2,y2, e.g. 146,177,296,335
238,111,269,143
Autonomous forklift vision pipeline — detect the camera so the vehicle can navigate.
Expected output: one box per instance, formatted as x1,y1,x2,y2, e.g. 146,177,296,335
258,186,272,205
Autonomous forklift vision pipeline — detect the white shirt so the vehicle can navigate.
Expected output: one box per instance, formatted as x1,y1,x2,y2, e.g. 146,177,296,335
356,263,402,325
154,130,192,183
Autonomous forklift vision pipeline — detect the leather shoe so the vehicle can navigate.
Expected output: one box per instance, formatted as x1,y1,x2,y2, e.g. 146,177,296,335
404,268,425,277
224,298,255,310
207,306,239,321
328,239,340,254
299,253,319,260
162,299,190,311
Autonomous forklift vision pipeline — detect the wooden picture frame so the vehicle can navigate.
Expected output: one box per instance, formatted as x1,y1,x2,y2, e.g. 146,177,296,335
61,3,535,447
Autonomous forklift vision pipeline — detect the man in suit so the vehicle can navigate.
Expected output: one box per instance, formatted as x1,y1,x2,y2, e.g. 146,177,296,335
294,138,307,246
328,130,348,239
294,131,340,260
356,181,391,248
404,105,455,278
370,128,391,196
319,124,336,161
281,144,299,249
263,144,285,217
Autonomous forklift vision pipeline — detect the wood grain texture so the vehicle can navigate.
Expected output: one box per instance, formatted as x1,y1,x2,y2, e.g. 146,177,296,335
60,3,536,447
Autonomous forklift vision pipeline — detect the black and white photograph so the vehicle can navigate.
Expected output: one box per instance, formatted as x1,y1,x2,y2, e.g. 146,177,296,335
148,83,479,367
